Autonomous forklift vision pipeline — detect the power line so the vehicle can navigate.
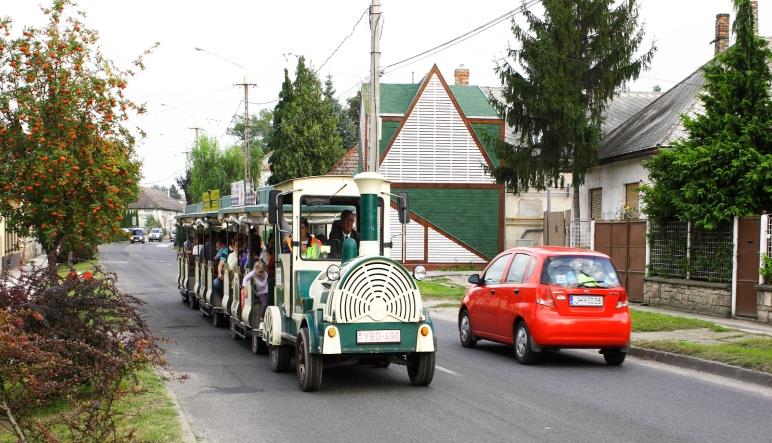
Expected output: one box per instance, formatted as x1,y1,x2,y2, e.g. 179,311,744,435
382,0,541,75
315,7,369,74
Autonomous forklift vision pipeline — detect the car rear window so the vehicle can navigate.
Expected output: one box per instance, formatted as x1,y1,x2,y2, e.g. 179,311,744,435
541,255,621,289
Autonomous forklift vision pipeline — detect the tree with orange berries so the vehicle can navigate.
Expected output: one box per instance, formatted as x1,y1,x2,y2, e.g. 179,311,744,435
0,1,150,273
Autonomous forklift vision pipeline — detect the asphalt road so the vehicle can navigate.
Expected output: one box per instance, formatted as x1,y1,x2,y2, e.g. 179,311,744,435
100,242,772,443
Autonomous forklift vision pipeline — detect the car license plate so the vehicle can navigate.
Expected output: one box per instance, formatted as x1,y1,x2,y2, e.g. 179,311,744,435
356,329,401,344
570,295,604,307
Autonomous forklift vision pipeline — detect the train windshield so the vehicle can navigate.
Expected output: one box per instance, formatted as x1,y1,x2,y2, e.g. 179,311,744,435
297,195,384,261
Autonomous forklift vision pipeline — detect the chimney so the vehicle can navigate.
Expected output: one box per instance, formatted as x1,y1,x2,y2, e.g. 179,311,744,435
454,65,469,85
714,13,730,55
751,0,759,35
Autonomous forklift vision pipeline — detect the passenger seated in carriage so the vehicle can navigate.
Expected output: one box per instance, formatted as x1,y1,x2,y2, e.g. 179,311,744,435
241,261,269,324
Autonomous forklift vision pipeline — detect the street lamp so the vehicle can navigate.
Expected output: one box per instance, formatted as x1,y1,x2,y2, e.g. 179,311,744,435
194,47,246,71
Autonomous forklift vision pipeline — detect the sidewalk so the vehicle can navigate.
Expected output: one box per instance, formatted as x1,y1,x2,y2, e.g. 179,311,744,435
631,303,772,337
4,252,48,282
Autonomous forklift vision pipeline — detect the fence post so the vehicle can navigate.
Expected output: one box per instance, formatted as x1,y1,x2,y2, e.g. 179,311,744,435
645,219,650,277
686,221,691,280
731,216,739,317
761,213,769,285
590,219,595,250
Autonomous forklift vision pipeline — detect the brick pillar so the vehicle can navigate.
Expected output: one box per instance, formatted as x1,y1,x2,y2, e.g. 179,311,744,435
454,66,469,85
714,13,730,55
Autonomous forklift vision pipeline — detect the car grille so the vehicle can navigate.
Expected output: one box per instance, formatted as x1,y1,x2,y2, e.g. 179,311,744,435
328,259,422,323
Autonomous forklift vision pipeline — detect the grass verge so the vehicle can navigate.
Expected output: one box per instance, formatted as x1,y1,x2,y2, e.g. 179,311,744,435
630,309,732,333
417,277,467,301
635,337,772,374
56,259,100,278
0,366,182,443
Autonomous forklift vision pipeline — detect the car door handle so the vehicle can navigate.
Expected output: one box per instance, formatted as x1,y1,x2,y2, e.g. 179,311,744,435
490,289,496,295
514,288,520,295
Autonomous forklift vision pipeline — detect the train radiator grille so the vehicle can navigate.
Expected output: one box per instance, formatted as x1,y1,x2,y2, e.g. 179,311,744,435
331,260,422,323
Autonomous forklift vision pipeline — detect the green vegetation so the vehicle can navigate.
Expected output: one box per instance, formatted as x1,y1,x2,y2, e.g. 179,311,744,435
56,259,100,278
635,337,772,374
418,277,467,301
0,367,183,443
630,309,731,333
492,0,654,218
641,0,771,228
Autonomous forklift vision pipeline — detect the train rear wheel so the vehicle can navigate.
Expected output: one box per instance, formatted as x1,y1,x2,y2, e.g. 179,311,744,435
251,330,268,355
269,344,292,372
407,352,435,386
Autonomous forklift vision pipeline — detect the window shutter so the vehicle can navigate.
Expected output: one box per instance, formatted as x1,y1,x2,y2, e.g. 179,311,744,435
625,183,640,213
589,188,602,220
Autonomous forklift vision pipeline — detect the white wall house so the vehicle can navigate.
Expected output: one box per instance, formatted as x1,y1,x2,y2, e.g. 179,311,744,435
129,187,184,233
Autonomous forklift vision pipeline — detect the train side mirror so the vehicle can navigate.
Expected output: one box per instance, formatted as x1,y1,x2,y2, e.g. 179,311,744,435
268,190,281,225
397,191,410,224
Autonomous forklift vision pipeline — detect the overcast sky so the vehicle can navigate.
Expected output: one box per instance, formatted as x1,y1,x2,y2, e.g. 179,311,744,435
5,1,770,189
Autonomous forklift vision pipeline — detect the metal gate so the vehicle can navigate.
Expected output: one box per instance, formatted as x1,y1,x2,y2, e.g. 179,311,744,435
594,221,646,302
735,216,760,317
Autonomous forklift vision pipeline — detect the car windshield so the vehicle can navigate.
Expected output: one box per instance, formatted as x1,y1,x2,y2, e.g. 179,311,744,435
542,255,621,289
132,229,143,235
151,228,161,233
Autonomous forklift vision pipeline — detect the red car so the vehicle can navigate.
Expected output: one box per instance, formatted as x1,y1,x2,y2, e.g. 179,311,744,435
458,247,631,365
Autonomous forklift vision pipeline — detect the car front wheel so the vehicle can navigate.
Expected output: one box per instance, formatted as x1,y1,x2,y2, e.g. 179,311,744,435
514,321,540,365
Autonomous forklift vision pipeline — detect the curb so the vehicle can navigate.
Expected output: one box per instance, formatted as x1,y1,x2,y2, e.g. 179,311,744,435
629,346,772,388
156,368,199,443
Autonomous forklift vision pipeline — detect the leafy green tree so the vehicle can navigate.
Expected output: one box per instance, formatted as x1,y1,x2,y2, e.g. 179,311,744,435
0,0,147,271
641,0,771,228
145,214,161,229
346,89,362,143
187,135,230,202
268,57,344,184
324,75,357,149
227,109,272,184
492,0,655,217
168,184,181,200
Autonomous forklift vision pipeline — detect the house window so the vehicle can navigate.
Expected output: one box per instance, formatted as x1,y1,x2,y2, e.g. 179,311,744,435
625,182,640,214
589,188,602,220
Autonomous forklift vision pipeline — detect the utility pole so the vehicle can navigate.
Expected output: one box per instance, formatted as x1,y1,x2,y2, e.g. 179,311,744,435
367,0,382,172
235,82,256,204
185,127,201,204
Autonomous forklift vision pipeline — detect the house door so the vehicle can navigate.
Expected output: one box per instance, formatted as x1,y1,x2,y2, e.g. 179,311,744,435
735,216,760,317
594,221,646,302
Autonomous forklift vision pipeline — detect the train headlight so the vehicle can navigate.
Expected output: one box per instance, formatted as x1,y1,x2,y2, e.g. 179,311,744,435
326,264,341,281
413,265,426,281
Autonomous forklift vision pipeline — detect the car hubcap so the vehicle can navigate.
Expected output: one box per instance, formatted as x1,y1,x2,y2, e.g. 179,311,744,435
516,327,527,357
460,315,470,341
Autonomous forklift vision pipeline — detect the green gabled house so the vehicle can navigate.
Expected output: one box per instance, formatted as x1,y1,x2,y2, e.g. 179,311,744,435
357,65,505,266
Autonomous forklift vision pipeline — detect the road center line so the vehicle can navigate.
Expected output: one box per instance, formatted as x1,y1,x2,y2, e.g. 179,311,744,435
435,365,459,376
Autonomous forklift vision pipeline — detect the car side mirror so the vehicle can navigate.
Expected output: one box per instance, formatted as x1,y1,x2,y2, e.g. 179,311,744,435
468,273,482,285
397,191,410,224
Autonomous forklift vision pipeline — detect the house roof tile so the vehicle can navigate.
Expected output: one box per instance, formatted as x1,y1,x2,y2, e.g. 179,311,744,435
129,187,184,212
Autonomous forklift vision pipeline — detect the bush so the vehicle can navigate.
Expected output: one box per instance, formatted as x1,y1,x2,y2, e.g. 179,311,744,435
0,266,168,441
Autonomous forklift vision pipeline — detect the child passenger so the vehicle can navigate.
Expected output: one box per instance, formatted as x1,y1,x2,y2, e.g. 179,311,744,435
241,261,269,324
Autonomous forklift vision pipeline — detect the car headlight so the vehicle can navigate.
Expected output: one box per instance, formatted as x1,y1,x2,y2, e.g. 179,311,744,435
413,265,426,281
326,264,341,281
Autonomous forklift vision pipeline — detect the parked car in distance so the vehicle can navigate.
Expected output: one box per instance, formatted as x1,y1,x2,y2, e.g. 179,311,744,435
169,229,176,242
130,228,145,244
458,246,630,366
148,227,163,242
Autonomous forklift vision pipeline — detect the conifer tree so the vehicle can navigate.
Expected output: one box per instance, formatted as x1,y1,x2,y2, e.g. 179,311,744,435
641,0,771,228
492,0,655,217
268,57,343,184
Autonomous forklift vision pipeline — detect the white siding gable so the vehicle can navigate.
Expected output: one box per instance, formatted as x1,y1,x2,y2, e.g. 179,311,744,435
388,207,485,264
379,74,494,184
